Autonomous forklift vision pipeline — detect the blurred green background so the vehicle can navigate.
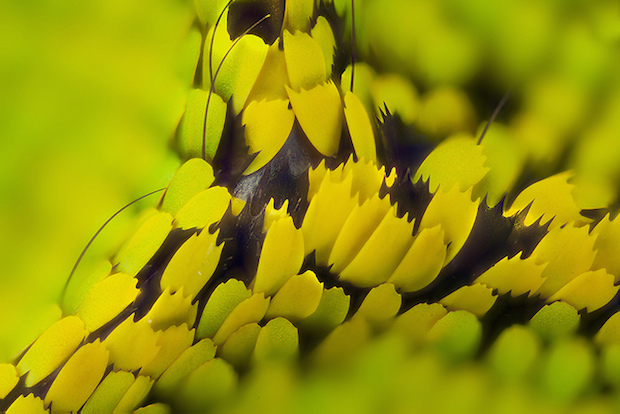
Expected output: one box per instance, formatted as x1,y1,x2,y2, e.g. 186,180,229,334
0,0,193,361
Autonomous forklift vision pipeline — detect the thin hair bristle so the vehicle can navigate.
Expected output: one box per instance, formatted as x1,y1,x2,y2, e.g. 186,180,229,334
477,89,512,145
208,0,235,87
62,187,166,299
202,12,272,160
349,0,356,92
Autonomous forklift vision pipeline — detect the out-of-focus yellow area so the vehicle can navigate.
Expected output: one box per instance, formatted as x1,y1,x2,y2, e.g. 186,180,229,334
0,0,193,361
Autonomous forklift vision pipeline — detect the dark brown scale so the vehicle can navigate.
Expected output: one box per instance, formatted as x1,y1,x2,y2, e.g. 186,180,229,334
377,106,436,177
504,203,552,260
82,228,198,344
0,368,48,411
297,251,372,355
315,0,354,85
217,119,318,227
227,0,285,45
399,199,550,313
478,291,548,356
379,171,434,230
579,290,620,338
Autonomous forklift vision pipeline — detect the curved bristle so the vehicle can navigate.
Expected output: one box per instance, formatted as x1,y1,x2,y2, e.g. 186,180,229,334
349,0,356,92
209,0,235,87
202,12,272,160
477,89,512,145
62,187,166,300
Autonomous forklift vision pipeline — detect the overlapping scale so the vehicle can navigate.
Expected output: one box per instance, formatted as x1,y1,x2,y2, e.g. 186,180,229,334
212,293,271,346
145,288,197,331
161,157,215,213
265,270,323,322
338,206,415,287
141,324,194,379
0,364,18,399
286,80,343,157
160,228,223,299
81,370,135,413
173,186,231,230
44,340,109,413
439,284,497,318
16,316,87,387
154,338,217,397
203,9,269,113
113,212,173,276
178,89,227,161
103,317,161,372
77,273,139,332
196,279,252,341
253,215,304,296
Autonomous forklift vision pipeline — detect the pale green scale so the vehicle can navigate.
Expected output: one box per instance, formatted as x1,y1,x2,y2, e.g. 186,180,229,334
17,316,87,388
529,302,580,343
540,338,595,402
115,375,154,413
299,286,350,334
134,404,172,414
487,325,541,381
81,370,135,414
177,358,238,411
77,272,139,332
264,270,324,322
159,158,215,216
218,323,262,369
601,344,620,388
173,186,231,230
312,318,372,367
212,293,271,346
154,338,217,397
354,283,402,327
428,310,482,363
114,212,173,276
253,318,299,364
196,279,252,341
141,324,194,379
178,90,227,161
